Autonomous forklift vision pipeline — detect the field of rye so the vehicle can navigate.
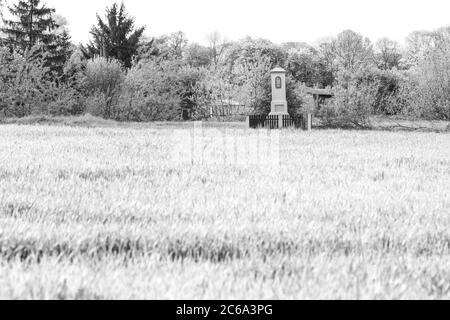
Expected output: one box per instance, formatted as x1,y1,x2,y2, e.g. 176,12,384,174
0,121,449,299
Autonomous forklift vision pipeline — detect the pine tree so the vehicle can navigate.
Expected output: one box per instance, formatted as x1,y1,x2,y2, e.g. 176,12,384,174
47,29,73,76
1,0,73,76
84,2,145,68
1,0,56,51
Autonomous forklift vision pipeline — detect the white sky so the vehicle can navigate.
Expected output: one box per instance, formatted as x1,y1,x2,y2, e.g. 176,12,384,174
26,0,450,46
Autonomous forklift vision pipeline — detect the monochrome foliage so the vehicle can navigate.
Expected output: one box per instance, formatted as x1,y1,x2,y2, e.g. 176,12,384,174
1,1,450,125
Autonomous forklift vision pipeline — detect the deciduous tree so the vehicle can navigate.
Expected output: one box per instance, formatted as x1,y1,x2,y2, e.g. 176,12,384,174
206,32,230,66
375,38,402,70
330,30,374,72
167,31,188,59
184,43,210,67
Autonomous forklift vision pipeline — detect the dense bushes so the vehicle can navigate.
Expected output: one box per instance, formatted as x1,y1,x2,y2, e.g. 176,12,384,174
2,27,450,126
0,47,46,117
0,48,206,121
119,59,181,121
319,71,379,128
317,57,450,127
0,46,83,117
83,57,124,119
1,1,450,125
401,50,450,120
118,59,207,121
318,68,404,127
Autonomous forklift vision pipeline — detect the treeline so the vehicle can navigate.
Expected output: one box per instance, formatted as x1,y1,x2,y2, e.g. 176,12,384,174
1,1,450,126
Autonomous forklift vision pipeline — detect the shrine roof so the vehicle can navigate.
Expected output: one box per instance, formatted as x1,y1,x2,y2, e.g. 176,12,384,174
271,67,287,73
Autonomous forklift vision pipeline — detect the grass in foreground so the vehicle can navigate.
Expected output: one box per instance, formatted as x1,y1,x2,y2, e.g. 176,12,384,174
0,122,449,299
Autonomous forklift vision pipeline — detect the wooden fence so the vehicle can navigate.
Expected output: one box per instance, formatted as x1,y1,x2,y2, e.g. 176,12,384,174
248,114,310,130
248,115,266,128
266,115,279,129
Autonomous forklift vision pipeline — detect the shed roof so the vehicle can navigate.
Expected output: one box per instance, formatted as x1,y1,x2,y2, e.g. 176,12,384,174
305,87,333,97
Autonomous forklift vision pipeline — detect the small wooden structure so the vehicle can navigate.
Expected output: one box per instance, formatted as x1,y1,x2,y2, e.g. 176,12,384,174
209,100,250,117
305,87,333,110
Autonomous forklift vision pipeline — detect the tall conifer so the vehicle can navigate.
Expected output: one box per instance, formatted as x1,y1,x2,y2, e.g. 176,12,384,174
1,0,56,50
1,0,72,75
84,2,145,68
